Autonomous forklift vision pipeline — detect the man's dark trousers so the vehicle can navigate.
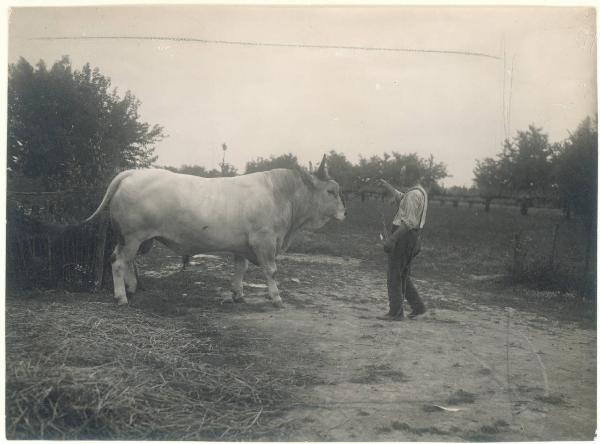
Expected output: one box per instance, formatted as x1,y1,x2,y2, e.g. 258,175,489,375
386,224,425,317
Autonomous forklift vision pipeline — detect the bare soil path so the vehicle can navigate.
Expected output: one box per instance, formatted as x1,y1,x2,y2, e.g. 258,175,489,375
139,251,596,441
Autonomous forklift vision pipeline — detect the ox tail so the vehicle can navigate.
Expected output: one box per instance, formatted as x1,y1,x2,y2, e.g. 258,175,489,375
82,170,136,224
23,170,137,238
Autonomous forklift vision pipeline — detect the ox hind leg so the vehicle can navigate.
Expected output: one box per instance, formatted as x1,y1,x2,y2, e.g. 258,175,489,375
111,238,143,305
131,239,154,292
251,236,283,308
122,239,153,296
231,254,248,303
124,262,138,296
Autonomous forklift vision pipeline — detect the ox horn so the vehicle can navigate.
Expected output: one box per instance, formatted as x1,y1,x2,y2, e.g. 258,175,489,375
315,154,330,180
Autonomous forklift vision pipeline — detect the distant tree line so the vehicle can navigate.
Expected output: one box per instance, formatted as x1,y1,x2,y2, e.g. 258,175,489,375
165,150,450,194
161,163,237,178
8,56,596,229
473,118,597,223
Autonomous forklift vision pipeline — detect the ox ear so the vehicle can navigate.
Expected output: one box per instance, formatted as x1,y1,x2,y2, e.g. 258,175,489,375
299,168,319,189
315,154,330,180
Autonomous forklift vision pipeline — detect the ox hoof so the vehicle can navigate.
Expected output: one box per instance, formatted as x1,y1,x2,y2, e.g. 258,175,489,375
233,297,246,303
116,298,129,306
272,300,284,309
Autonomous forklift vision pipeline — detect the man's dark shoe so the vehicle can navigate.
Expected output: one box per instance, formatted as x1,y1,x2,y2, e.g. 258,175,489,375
376,313,405,321
408,307,426,319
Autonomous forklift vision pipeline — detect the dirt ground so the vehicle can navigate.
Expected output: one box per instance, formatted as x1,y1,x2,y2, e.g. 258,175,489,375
134,249,597,441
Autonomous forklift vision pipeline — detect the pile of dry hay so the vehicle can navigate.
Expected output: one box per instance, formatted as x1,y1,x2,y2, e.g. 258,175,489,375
6,296,289,440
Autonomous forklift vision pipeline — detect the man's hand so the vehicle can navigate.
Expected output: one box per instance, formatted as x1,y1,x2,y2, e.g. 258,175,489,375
383,233,398,253
383,239,395,253
377,178,390,193
383,225,406,253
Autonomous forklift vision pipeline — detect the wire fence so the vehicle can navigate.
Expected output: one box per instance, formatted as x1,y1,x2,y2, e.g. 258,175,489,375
511,220,595,297
6,190,113,291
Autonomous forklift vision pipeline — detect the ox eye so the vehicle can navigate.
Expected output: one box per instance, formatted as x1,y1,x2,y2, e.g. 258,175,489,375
328,190,337,196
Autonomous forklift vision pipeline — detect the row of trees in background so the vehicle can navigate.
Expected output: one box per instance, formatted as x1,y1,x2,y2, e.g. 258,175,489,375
473,119,597,222
165,151,450,194
162,163,237,178
166,121,596,226
7,56,597,226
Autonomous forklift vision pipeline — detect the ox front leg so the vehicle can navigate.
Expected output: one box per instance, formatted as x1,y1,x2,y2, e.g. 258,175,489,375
251,236,283,308
231,254,248,302
262,261,282,308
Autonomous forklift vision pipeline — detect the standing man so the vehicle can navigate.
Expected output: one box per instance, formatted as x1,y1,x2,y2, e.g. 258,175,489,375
377,170,428,321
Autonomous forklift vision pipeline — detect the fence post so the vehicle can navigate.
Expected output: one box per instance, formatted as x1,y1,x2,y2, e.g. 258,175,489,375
512,232,522,279
47,235,52,283
520,199,529,216
93,215,110,291
549,224,559,270
583,218,595,299
484,197,492,212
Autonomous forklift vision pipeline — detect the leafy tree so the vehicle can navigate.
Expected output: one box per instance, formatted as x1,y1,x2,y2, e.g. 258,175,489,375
245,153,299,174
502,125,554,214
160,165,181,173
322,150,355,189
354,152,447,192
553,116,597,297
8,56,164,190
473,157,508,211
177,164,210,177
381,153,417,186
503,126,553,195
444,185,478,196
356,154,386,182
473,125,554,214
161,163,237,177
474,158,502,194
421,154,448,194
217,163,238,177
553,116,597,223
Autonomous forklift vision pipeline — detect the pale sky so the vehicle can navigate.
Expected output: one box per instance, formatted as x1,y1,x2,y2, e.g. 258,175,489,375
7,4,597,186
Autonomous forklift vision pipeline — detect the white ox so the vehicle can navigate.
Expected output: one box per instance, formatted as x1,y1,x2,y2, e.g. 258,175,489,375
83,156,346,307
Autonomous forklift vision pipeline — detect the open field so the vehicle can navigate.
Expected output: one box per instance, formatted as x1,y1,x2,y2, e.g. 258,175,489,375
6,199,596,440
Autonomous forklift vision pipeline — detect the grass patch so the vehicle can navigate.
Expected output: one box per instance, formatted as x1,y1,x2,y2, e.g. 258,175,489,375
389,421,450,436
461,421,510,441
390,421,411,431
292,199,594,314
349,364,409,384
447,389,477,405
464,431,501,442
510,260,585,294
535,393,568,405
